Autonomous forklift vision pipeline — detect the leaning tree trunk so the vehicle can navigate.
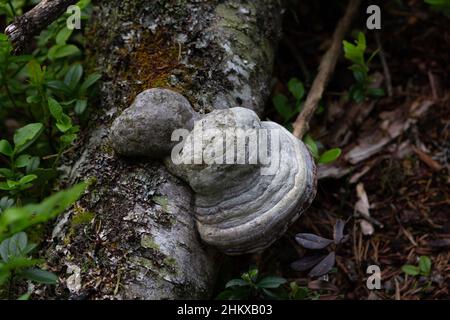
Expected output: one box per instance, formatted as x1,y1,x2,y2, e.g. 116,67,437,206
47,0,283,299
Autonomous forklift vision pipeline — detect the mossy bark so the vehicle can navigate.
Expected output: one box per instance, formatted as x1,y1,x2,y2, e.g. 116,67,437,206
49,0,283,299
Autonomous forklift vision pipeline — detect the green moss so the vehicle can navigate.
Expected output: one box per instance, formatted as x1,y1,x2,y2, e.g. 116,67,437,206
163,257,177,268
141,234,160,251
152,195,170,213
131,256,157,270
71,210,95,228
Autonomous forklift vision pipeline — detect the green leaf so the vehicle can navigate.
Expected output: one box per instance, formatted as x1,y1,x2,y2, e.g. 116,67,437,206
419,256,432,276
319,148,342,164
17,292,31,300
0,168,14,179
402,264,420,276
27,168,58,186
273,94,293,122
26,60,44,86
0,264,10,285
79,73,101,95
7,232,27,258
46,80,71,95
64,64,83,90
225,279,249,288
48,44,80,61
288,78,305,101
56,27,73,45
47,97,63,122
0,197,14,212
26,95,41,104
26,156,40,174
19,174,37,185
353,70,366,83
303,135,319,159
74,99,87,114
48,97,73,133
13,123,44,154
367,87,385,98
15,154,32,168
0,238,11,262
60,133,77,147
2,256,40,269
257,276,287,289
351,86,366,103
0,182,87,241
425,0,450,12
19,268,58,284
0,140,13,157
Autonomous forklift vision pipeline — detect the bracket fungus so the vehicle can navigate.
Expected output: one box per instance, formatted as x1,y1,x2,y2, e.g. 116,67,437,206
111,88,317,255
110,89,198,158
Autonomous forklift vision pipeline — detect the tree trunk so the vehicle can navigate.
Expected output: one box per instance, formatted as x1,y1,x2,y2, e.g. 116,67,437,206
48,0,283,299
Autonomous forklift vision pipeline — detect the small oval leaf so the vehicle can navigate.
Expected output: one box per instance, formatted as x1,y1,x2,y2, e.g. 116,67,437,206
291,254,327,272
20,268,58,284
295,233,333,249
257,276,287,289
333,219,346,244
319,148,342,164
308,252,336,277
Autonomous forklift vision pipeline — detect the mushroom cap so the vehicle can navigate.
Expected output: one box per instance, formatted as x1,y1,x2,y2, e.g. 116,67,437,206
169,107,317,255
110,88,197,158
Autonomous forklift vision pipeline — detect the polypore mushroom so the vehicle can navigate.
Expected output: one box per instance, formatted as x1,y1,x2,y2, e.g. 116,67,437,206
110,88,197,158
111,89,317,255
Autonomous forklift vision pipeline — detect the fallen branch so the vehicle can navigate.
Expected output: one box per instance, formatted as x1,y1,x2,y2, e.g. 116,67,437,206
5,0,78,54
292,0,361,139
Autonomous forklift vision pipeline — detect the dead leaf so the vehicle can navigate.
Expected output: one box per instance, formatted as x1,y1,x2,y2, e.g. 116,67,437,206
333,219,346,244
308,252,336,277
295,233,333,249
291,254,327,272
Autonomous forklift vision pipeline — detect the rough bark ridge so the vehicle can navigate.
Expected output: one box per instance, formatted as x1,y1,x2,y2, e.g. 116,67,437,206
6,0,78,53
48,0,282,299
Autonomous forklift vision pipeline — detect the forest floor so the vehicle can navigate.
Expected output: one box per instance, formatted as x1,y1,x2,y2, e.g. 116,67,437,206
218,0,449,300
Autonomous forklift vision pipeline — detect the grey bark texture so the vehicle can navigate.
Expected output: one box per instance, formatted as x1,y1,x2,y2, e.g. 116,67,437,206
48,0,283,299
6,0,78,53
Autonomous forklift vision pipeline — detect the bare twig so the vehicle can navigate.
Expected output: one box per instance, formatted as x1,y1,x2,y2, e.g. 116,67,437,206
375,32,393,97
5,0,78,54
292,0,361,139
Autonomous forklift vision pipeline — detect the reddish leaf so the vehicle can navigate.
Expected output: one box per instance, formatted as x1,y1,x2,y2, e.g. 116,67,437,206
308,252,335,277
290,254,327,272
295,233,333,249
333,219,346,244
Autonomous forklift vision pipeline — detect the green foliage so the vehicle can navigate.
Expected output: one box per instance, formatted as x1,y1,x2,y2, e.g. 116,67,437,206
272,77,306,126
318,148,342,164
216,267,313,300
425,0,450,13
0,232,57,287
0,182,87,241
0,0,97,297
303,134,342,165
402,256,432,277
0,182,86,296
0,0,30,21
343,32,384,103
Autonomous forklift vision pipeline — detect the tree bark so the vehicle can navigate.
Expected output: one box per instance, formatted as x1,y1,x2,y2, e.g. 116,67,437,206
6,0,78,54
48,0,283,299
